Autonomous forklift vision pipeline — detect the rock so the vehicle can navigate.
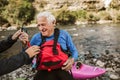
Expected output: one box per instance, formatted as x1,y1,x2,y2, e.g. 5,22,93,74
72,33,79,37
106,68,114,72
96,60,105,67
109,74,119,79
7,26,17,30
26,24,37,28
93,59,97,62
1,36,5,39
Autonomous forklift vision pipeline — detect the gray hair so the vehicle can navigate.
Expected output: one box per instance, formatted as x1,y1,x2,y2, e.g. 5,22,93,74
36,11,56,24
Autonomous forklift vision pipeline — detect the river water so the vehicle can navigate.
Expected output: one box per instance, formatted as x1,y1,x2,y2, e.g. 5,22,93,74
0,23,120,80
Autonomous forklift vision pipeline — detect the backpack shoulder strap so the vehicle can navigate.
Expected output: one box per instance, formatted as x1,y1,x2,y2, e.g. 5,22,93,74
53,28,60,55
40,28,60,54
40,34,46,46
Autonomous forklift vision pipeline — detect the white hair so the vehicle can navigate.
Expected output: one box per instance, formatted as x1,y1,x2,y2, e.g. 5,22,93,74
36,11,56,24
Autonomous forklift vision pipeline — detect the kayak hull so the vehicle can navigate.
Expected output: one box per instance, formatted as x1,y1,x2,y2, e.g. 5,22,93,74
70,62,106,79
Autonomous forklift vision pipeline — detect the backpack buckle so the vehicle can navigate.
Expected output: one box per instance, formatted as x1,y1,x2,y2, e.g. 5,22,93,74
48,68,51,72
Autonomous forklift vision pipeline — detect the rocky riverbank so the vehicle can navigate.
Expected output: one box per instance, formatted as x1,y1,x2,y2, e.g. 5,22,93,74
0,51,120,80
0,24,120,80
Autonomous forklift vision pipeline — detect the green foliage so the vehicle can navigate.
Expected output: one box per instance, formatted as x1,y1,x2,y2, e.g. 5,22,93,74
87,13,100,21
0,16,9,26
25,0,35,2
0,0,120,26
0,0,9,27
0,0,9,7
110,0,120,10
17,1,35,24
76,10,87,19
39,1,47,8
117,14,120,21
0,0,9,15
53,4,76,25
99,11,112,20
1,0,35,26
16,78,25,80
56,10,76,25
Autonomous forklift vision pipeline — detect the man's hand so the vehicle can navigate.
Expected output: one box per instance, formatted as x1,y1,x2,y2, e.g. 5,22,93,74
62,58,74,71
25,45,40,58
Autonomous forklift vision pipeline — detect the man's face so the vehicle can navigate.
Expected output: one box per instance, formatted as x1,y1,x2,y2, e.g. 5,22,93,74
37,16,54,37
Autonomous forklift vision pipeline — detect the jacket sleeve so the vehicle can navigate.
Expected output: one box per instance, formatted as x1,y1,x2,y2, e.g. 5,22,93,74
0,35,17,53
0,51,30,76
65,31,78,61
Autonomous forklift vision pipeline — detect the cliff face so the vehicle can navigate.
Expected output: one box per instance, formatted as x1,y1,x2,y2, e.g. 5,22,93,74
32,0,120,25
33,0,113,11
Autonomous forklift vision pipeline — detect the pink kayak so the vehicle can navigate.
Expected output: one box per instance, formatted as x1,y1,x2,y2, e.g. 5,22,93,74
70,62,106,79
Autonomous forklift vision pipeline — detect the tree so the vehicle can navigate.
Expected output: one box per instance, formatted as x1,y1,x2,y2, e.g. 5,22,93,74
1,0,35,26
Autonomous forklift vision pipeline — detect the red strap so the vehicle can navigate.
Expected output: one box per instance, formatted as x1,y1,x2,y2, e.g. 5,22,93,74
27,41,31,47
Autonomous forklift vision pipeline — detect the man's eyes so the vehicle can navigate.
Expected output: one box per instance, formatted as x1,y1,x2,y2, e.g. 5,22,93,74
37,24,46,27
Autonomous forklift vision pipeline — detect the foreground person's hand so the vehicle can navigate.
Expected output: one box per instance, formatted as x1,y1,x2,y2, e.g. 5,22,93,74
12,30,21,40
19,31,29,45
25,45,40,58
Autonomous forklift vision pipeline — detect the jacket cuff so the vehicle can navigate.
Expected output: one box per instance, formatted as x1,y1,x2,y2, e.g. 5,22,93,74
7,35,17,44
22,51,30,63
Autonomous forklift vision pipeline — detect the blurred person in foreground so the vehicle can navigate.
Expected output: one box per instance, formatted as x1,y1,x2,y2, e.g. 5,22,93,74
0,30,40,76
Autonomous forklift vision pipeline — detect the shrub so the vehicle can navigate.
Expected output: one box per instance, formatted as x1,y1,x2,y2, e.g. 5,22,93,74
117,14,120,21
98,11,112,20
56,10,76,25
71,10,87,20
86,13,100,22
25,0,34,2
17,1,35,24
0,16,9,26
0,0,9,7
1,0,35,26
110,0,120,10
39,1,47,8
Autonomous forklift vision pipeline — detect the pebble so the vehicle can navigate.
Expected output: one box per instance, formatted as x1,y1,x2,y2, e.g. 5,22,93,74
109,74,119,79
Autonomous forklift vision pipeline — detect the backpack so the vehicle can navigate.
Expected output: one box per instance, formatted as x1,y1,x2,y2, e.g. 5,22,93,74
35,28,69,71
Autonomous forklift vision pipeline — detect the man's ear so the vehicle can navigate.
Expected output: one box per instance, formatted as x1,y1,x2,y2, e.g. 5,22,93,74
53,20,56,26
